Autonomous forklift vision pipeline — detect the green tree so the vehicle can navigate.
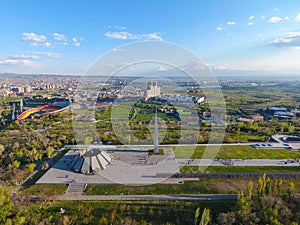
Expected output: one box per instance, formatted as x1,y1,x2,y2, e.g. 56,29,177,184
257,173,267,195
8,160,20,170
99,216,108,225
0,144,5,156
273,179,283,196
199,208,211,225
287,181,296,198
84,136,93,145
0,187,12,224
195,207,200,225
46,146,55,158
27,163,36,173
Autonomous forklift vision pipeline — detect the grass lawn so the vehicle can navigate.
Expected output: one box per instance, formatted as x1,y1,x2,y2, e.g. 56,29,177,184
174,145,300,159
180,166,300,173
21,170,48,187
85,179,300,195
148,148,165,155
20,184,67,196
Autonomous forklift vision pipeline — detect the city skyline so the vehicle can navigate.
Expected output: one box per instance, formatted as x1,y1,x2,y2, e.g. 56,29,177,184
1,1,300,75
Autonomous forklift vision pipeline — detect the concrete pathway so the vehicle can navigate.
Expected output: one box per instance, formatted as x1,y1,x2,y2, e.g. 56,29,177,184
57,194,237,201
177,159,300,167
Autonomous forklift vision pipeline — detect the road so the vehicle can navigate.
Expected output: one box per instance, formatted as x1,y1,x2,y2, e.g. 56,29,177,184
64,143,259,149
57,194,237,201
176,159,300,167
65,134,300,150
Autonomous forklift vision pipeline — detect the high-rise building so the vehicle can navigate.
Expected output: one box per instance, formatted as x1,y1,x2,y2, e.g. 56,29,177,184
145,81,161,100
24,85,31,93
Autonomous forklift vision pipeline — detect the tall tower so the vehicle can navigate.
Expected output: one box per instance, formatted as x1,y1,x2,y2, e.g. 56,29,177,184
20,99,23,113
154,108,159,153
11,103,16,120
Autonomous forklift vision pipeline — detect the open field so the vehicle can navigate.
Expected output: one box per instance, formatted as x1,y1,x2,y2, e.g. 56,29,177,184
174,145,300,159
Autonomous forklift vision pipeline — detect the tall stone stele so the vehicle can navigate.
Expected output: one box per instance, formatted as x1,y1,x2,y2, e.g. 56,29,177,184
154,109,159,153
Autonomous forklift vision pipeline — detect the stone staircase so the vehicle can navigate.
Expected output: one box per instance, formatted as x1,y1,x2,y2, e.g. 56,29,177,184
66,183,86,195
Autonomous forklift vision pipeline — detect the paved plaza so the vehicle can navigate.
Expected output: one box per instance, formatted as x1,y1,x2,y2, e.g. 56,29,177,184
38,138,300,185
37,147,180,185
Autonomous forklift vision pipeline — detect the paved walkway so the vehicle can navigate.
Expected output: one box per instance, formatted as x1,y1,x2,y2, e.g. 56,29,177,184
271,134,300,150
177,159,300,167
57,194,237,201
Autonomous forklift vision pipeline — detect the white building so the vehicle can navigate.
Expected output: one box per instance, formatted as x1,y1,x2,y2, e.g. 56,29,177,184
145,81,161,100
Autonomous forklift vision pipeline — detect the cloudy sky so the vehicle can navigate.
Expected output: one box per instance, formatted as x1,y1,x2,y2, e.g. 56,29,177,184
1,0,300,75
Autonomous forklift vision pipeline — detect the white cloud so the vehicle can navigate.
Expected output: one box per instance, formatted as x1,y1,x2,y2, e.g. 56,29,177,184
115,26,126,30
207,64,228,70
53,33,67,41
0,55,37,66
72,38,80,46
43,41,52,48
0,59,33,66
273,8,279,11
10,54,39,60
22,32,52,47
268,16,288,23
146,33,162,40
22,32,47,43
269,16,282,23
295,13,300,22
247,16,255,25
216,26,222,31
32,51,61,58
22,31,84,48
72,37,84,47
104,31,163,40
270,31,300,47
261,16,266,20
29,42,41,47
157,66,168,71
227,21,236,25
112,47,126,52
0,51,61,68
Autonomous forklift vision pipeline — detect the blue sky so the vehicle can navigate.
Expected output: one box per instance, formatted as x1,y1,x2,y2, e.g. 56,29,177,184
1,0,300,75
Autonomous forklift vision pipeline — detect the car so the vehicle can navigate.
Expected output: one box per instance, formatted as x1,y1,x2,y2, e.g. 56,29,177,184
267,144,272,146
283,143,290,146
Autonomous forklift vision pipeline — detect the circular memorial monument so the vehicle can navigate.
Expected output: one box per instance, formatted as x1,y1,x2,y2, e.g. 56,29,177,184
70,148,113,174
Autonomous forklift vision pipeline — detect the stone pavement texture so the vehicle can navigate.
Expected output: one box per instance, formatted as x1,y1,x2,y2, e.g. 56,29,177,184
37,148,180,185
